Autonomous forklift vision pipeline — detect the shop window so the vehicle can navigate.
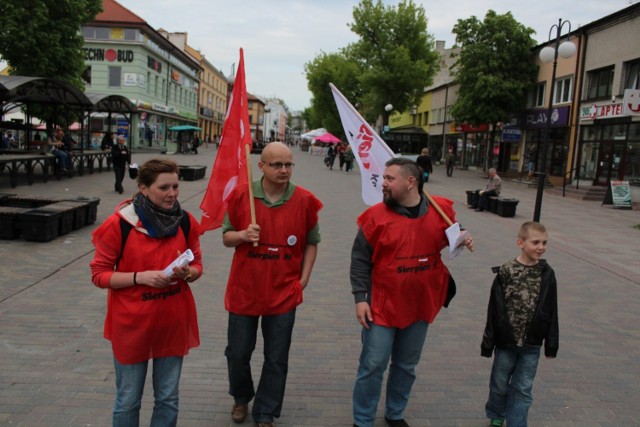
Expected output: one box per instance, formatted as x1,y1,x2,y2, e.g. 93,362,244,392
581,125,600,142
586,66,614,100
629,123,640,141
553,76,572,104
108,66,121,87
623,59,640,90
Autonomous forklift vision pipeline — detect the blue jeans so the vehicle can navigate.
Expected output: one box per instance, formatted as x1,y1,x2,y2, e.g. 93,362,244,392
51,148,71,171
486,346,541,427
225,310,296,424
353,321,429,427
113,356,183,427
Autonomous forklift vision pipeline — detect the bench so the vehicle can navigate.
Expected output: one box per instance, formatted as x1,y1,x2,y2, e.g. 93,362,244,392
466,190,519,217
0,151,112,187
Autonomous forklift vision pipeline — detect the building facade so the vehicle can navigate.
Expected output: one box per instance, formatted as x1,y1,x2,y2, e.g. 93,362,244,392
82,0,201,151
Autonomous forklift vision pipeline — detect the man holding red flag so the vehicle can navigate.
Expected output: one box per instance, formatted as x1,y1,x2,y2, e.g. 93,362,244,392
221,142,322,427
199,48,252,232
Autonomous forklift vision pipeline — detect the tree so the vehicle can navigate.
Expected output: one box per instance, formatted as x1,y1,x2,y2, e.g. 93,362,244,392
348,0,440,123
0,0,102,125
304,50,362,137
304,0,440,132
450,10,537,159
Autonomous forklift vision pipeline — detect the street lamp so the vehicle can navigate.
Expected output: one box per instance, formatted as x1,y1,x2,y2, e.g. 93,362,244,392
533,19,576,222
262,106,271,143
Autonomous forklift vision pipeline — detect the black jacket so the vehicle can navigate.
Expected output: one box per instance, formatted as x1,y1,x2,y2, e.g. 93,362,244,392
481,259,559,358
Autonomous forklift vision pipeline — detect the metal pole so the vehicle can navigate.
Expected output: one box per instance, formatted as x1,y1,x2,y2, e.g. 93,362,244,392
533,19,562,222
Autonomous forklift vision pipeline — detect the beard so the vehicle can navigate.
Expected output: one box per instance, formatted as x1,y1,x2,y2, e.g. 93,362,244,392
383,190,399,208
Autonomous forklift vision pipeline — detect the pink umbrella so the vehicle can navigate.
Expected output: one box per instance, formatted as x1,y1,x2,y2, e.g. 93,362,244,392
315,132,341,143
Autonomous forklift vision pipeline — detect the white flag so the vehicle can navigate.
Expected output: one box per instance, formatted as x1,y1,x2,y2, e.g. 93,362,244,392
330,83,395,205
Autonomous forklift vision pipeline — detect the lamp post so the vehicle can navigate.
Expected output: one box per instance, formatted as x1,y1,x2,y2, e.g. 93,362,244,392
533,19,576,222
262,106,270,143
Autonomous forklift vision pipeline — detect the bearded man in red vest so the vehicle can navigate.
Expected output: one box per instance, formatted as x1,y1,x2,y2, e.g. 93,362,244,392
221,142,323,427
350,158,473,427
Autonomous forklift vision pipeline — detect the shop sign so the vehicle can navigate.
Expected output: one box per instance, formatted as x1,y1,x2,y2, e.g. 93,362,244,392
623,89,640,116
603,180,632,209
152,103,169,113
123,73,137,86
455,123,489,132
524,106,569,128
83,48,134,62
502,126,522,142
580,103,625,120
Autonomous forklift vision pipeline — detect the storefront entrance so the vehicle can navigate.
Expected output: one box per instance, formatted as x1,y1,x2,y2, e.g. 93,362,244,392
595,142,625,185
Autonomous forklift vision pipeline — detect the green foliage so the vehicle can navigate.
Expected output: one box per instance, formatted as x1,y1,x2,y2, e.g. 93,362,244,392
349,0,439,118
0,0,103,87
0,0,102,126
304,51,362,137
304,0,440,131
450,10,538,126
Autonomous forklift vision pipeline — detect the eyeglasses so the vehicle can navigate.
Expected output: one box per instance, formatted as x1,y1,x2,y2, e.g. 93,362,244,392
263,162,295,170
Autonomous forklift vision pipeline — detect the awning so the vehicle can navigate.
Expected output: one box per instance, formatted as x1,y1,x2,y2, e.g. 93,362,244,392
169,125,201,131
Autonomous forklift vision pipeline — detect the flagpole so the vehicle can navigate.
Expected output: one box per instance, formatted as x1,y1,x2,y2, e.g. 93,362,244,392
422,189,453,226
245,144,258,247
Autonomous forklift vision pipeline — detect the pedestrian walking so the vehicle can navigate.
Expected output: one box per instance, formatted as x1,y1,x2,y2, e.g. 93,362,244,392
221,142,323,427
445,148,455,177
111,135,130,194
344,144,355,173
90,158,204,427
416,148,433,182
481,221,559,427
350,158,473,427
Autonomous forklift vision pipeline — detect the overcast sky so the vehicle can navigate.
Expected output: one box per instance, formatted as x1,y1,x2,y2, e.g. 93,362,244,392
9,0,634,111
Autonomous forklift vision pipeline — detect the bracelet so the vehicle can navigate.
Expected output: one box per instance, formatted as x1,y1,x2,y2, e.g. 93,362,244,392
133,272,138,286
184,271,192,282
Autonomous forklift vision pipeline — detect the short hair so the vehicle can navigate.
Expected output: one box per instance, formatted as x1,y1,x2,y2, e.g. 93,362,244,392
385,157,423,194
421,148,429,156
518,221,547,240
489,168,497,173
137,158,179,188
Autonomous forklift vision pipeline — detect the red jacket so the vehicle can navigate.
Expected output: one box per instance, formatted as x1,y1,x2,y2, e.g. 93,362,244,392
90,202,202,364
224,185,322,316
358,197,454,328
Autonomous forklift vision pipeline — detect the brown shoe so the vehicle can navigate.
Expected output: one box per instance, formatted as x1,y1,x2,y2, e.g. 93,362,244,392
231,403,248,423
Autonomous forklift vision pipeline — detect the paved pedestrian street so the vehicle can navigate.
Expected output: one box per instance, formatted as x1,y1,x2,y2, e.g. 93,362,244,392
1,145,639,426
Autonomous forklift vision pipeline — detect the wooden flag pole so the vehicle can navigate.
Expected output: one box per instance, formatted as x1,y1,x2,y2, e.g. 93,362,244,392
423,188,474,252
422,188,453,226
245,144,258,247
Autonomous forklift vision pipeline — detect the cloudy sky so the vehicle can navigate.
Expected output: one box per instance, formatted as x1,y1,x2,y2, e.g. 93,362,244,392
85,1,640,110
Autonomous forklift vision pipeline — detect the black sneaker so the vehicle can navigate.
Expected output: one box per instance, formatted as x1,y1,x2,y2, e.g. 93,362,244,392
385,417,409,427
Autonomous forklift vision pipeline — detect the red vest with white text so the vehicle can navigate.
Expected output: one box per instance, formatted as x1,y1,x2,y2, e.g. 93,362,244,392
225,185,322,316
358,196,455,328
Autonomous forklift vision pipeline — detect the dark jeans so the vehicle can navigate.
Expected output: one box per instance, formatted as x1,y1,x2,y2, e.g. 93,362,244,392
225,309,296,424
114,163,126,192
477,190,498,210
446,162,454,177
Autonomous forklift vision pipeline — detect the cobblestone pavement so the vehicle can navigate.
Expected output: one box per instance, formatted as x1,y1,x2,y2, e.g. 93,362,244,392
1,145,639,426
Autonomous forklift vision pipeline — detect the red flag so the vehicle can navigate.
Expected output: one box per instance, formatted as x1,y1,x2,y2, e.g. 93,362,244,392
199,48,252,232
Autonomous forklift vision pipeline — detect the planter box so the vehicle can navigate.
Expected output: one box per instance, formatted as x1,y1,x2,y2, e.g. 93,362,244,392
57,201,89,230
35,203,76,235
0,206,28,239
496,198,519,218
180,165,207,181
466,190,479,209
489,196,499,213
0,195,60,209
65,196,100,225
20,209,62,242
